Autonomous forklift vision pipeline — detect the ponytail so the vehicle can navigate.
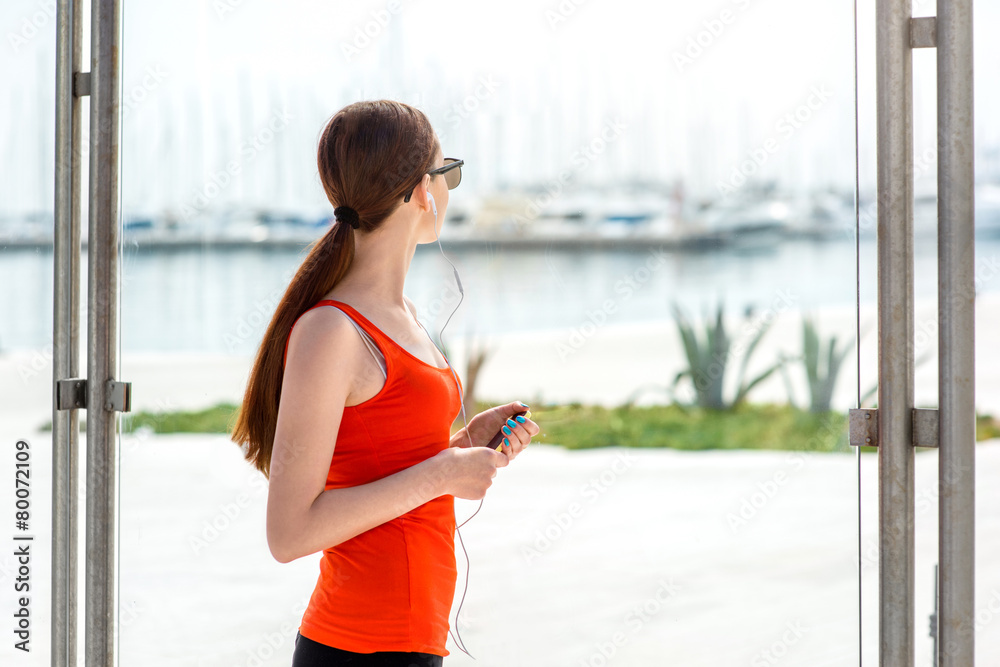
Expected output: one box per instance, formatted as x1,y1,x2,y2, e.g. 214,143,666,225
231,100,439,477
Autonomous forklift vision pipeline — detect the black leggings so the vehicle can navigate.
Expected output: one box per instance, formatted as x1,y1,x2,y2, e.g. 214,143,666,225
290,632,444,667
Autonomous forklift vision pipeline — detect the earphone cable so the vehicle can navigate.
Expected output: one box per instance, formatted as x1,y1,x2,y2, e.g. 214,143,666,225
425,201,480,659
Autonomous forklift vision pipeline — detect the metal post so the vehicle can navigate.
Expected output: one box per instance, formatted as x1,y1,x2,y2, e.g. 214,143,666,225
53,1,83,665
931,564,940,667
876,0,915,663
86,0,122,664
936,0,976,662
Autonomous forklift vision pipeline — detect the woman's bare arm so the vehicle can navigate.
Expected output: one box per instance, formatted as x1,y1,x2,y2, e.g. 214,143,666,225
265,307,505,563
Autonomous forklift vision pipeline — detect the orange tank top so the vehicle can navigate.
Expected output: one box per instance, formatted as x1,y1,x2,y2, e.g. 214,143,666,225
288,299,463,656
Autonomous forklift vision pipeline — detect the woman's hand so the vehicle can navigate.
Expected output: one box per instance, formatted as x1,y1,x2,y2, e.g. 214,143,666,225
432,446,508,500
451,400,539,461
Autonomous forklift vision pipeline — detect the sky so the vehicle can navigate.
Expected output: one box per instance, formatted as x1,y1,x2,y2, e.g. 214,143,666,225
1,0,998,219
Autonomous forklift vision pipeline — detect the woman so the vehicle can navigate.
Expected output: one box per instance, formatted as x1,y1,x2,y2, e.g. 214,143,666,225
231,99,539,666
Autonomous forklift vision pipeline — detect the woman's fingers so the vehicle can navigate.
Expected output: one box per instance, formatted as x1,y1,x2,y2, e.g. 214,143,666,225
499,413,538,459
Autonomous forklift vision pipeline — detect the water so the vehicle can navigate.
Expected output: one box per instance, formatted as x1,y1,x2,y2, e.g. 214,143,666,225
3,235,999,354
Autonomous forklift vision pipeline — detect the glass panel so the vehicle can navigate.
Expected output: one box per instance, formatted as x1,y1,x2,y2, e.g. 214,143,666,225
4,0,991,663
0,4,80,662
901,4,1000,664
106,1,875,665
0,5,60,432
909,33,943,667
972,3,1000,663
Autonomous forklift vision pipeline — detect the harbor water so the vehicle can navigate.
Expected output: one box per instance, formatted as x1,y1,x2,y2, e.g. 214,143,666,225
3,233,999,355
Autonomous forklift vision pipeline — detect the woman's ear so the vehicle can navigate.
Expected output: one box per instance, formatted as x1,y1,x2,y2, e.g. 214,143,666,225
418,173,434,212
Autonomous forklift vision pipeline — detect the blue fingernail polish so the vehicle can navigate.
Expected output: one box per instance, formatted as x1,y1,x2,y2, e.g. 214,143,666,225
502,425,512,435
518,401,529,408
506,418,516,429
515,416,526,424
503,438,510,447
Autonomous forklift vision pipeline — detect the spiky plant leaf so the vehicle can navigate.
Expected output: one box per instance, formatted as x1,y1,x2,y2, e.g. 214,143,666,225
733,359,786,406
735,312,776,399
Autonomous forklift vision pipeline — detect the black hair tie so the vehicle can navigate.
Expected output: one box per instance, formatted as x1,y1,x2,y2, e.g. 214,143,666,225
334,206,360,229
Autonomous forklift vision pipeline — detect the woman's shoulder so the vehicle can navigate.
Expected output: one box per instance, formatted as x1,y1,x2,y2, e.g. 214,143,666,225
286,302,369,369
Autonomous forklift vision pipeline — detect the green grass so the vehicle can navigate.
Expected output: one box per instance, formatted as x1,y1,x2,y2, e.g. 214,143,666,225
120,402,240,434
978,413,1000,441
512,401,850,452
39,402,240,434
37,400,1000,452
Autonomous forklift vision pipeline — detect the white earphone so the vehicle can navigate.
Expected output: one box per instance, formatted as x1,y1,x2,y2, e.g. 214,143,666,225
427,191,437,218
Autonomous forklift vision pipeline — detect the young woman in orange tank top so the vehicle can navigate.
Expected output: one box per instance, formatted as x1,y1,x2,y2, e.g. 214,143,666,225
231,100,539,666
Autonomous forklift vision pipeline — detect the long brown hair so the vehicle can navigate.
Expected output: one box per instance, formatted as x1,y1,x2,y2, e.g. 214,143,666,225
231,100,440,477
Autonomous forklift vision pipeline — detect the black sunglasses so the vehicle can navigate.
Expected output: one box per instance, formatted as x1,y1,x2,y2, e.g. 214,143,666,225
403,158,464,203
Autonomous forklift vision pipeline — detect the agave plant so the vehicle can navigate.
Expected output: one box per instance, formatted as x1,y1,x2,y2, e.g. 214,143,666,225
670,301,784,410
786,316,935,411
802,314,855,413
